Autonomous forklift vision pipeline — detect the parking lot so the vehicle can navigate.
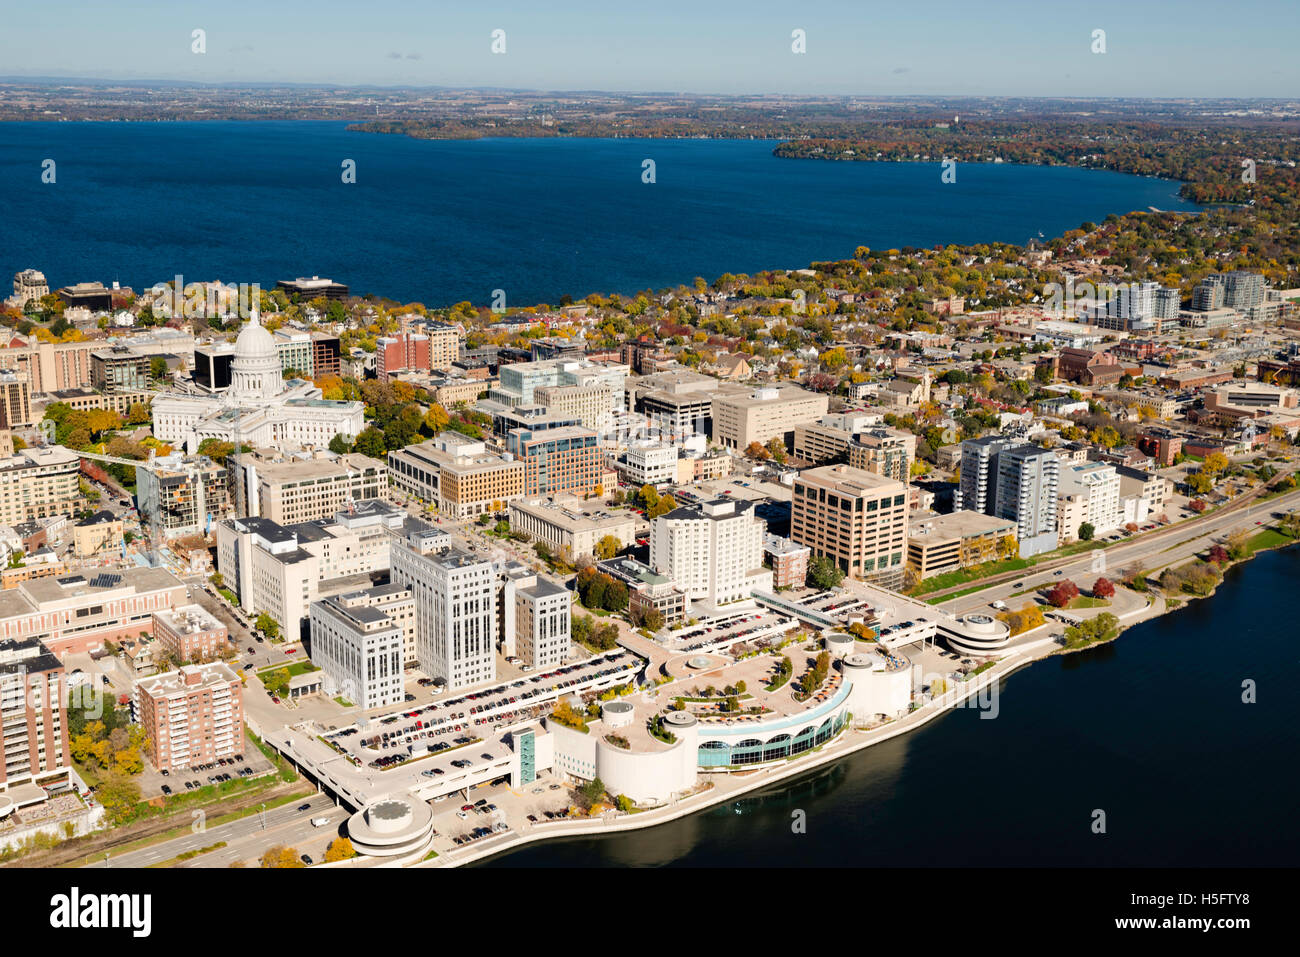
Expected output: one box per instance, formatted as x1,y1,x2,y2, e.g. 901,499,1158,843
322,650,644,766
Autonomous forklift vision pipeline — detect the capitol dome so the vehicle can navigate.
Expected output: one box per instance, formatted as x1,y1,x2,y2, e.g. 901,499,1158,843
228,309,284,400
234,308,276,359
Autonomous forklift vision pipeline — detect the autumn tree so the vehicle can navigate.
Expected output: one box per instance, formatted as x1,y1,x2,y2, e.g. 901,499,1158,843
1045,581,1080,608
1092,577,1115,599
259,845,305,868
594,535,622,560
324,837,356,862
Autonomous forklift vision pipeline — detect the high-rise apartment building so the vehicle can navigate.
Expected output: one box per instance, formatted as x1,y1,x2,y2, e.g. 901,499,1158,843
0,446,81,525
1056,461,1122,541
0,638,69,794
136,452,232,539
993,445,1060,556
134,663,244,773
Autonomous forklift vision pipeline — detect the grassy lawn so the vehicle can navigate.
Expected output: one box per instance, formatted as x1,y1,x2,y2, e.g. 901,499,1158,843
256,660,320,681
926,581,999,605
1242,527,1294,556
911,557,1029,596
333,696,353,707
1069,596,1111,609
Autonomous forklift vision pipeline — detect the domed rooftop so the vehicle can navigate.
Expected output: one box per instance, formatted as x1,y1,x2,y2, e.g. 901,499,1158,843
234,309,275,360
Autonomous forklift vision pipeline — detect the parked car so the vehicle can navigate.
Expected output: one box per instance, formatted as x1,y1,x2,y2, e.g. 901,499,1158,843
160,785,171,795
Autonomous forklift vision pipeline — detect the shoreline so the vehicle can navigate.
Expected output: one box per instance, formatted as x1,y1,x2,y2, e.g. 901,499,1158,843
431,529,1297,869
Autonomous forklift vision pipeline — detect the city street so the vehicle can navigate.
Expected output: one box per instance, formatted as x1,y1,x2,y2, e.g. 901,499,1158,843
93,793,345,868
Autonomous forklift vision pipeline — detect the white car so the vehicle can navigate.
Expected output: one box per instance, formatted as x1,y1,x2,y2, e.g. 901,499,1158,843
456,810,469,820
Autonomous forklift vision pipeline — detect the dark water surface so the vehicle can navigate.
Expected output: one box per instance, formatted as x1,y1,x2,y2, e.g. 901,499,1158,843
0,122,1197,305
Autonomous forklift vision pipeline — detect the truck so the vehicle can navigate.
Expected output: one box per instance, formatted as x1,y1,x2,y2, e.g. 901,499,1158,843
310,817,331,827
990,599,1008,611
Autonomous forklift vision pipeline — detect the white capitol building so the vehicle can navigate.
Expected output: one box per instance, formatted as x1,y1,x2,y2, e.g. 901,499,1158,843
152,309,364,452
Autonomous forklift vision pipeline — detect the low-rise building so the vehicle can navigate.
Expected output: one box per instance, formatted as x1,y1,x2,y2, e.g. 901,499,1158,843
72,510,123,559
906,510,1017,580
508,497,639,561
0,566,188,657
763,533,810,590
152,604,230,663
388,433,526,520
228,449,387,523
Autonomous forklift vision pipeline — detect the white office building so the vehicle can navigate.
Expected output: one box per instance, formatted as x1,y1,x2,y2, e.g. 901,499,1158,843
309,591,405,710
391,521,497,691
649,498,772,612
515,578,571,670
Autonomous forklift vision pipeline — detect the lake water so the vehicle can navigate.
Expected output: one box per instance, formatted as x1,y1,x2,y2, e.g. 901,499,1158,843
0,122,1198,306
482,547,1300,867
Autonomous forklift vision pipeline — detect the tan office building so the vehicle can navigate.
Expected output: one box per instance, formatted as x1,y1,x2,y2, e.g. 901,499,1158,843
906,510,1017,579
712,385,829,451
389,434,525,520
790,465,909,586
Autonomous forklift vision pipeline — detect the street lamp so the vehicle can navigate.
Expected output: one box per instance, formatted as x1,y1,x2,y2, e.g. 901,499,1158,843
259,803,267,830
104,852,110,868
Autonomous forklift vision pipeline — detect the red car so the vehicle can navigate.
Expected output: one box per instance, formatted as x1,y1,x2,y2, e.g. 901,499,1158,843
284,648,297,655
271,695,281,704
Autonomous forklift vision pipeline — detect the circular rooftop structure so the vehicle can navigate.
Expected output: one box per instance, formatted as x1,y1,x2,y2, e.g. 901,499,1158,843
664,710,698,729
602,700,635,728
825,633,855,658
346,794,434,857
0,795,14,819
686,655,713,670
943,613,1012,657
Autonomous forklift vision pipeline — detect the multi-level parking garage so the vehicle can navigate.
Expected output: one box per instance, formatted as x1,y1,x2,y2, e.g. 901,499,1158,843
264,651,645,810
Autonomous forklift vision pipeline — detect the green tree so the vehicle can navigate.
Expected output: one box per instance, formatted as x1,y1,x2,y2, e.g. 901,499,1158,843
352,426,387,459
149,356,168,379
807,555,845,590
328,433,352,455
1077,522,1095,541
255,612,280,640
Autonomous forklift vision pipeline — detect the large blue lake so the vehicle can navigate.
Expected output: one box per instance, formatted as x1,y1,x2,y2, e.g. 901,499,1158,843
0,122,1198,306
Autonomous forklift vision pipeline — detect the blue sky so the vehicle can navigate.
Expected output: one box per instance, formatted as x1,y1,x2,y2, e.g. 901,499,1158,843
1,0,1297,97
